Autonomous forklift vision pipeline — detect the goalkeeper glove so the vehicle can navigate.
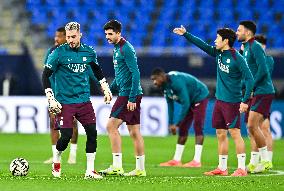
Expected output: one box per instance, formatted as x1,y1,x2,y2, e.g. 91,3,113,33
45,88,62,114
100,78,112,104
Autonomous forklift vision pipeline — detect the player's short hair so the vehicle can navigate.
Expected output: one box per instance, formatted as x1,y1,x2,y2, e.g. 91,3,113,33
255,34,267,45
56,27,66,35
239,20,257,35
217,28,237,47
103,20,122,33
151,68,165,76
65,22,80,31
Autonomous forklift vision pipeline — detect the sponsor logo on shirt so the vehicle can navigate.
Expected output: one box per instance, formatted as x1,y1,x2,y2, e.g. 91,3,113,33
67,63,87,72
83,57,87,62
218,56,230,73
46,64,52,69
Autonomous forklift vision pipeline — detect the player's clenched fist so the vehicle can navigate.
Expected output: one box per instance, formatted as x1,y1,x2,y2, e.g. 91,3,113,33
127,101,136,111
173,25,187,35
45,88,62,114
239,102,248,113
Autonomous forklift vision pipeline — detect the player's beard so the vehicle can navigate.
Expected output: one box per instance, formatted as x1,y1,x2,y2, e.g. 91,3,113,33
69,42,79,48
237,35,246,42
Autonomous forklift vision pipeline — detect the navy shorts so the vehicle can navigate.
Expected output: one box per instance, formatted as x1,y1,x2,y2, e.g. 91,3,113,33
212,100,240,129
110,95,142,125
178,98,208,136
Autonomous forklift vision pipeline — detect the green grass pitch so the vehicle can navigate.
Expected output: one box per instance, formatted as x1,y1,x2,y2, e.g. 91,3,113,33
0,134,283,191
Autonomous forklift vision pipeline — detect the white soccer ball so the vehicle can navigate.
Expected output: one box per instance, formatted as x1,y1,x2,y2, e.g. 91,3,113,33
9,158,29,176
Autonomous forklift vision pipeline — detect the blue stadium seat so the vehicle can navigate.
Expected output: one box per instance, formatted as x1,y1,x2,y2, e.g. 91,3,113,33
254,0,269,8
62,0,81,7
30,7,48,24
257,10,273,23
216,0,232,8
235,0,250,9
237,9,253,20
199,0,213,8
199,8,213,21
26,0,42,5
45,0,61,6
273,0,284,7
81,0,97,6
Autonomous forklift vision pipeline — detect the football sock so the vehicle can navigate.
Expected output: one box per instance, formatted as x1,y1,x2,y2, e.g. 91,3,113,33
218,155,228,171
250,152,260,165
268,151,273,162
69,143,77,157
112,153,122,168
173,144,184,161
52,145,57,158
53,149,62,163
259,146,269,162
136,155,145,170
237,153,246,170
86,152,96,172
193,144,203,162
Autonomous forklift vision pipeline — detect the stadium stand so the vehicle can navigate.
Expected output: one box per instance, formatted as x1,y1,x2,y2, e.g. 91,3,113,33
26,0,284,48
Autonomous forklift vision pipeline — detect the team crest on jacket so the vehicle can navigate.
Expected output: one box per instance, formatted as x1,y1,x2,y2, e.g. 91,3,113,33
113,59,118,66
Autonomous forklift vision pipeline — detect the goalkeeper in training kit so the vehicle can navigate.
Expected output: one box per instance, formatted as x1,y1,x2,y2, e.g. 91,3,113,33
42,22,112,179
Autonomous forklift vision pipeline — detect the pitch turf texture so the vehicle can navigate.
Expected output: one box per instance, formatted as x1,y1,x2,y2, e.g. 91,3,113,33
0,134,283,191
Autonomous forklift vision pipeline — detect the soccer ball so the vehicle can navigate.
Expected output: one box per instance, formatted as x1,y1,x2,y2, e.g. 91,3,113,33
9,158,29,176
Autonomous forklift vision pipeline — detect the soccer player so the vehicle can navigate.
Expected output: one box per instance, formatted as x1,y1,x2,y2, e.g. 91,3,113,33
42,22,112,179
43,27,78,165
173,26,254,176
151,68,209,168
98,20,146,177
236,21,275,173
241,33,275,172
